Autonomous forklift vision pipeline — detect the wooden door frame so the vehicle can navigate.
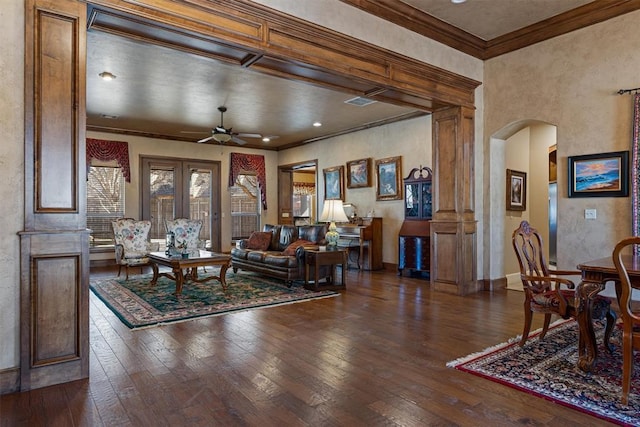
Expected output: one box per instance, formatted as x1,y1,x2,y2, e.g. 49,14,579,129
140,156,222,252
278,160,318,225
18,0,481,394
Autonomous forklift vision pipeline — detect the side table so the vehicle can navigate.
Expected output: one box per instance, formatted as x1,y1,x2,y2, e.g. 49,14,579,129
304,249,347,291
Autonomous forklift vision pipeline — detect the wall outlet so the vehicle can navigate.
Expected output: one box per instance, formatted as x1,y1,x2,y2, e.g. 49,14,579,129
585,209,597,219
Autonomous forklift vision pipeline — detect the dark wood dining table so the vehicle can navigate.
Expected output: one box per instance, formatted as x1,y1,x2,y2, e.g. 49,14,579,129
576,255,640,371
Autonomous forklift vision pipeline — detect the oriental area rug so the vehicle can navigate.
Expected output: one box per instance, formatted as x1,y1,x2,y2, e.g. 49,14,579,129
447,320,640,426
90,272,338,329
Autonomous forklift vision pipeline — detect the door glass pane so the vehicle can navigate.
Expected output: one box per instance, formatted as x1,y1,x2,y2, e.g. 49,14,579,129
190,169,212,249
150,167,175,241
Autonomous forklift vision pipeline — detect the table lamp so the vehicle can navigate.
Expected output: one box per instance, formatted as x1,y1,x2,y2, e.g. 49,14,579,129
319,199,349,248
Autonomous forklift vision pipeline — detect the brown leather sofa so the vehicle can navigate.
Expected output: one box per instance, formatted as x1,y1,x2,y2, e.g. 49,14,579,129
231,224,328,285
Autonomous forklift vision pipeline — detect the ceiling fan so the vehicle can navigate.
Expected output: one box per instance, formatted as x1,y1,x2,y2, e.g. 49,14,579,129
197,106,272,145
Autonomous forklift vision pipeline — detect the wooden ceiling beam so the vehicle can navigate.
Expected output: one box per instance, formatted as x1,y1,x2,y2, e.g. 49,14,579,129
87,0,480,111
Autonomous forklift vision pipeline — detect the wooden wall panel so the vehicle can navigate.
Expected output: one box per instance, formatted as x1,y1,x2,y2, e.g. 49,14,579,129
433,112,457,219
431,107,478,295
22,0,89,391
36,12,77,212
33,256,80,365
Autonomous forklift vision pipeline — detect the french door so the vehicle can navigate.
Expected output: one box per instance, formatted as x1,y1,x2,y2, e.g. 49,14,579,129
141,156,221,252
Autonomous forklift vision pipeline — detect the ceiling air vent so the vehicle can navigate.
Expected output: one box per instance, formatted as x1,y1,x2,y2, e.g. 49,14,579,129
344,96,377,107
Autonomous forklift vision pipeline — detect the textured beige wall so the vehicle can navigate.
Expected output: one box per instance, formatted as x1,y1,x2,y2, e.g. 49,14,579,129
0,0,25,370
485,10,640,275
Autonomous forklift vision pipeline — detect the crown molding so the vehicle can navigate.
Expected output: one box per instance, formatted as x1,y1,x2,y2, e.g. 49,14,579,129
339,0,640,60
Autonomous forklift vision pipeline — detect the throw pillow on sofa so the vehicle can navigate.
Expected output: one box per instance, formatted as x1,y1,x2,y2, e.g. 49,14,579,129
282,239,314,256
246,231,272,250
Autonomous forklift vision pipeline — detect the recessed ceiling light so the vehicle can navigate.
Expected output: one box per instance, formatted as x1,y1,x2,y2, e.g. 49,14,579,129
451,0,467,3
313,122,322,127
262,137,270,142
99,71,116,81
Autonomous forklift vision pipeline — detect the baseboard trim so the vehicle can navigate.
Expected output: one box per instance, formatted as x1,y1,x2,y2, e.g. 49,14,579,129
0,367,20,395
483,276,507,291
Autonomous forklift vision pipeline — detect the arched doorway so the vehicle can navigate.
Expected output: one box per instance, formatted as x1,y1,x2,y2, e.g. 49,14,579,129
487,120,558,290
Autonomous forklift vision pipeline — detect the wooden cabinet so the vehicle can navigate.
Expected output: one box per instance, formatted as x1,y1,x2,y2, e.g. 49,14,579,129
398,166,432,277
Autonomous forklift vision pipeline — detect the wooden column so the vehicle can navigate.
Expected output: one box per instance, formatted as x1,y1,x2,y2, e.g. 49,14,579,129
21,0,89,390
430,106,479,295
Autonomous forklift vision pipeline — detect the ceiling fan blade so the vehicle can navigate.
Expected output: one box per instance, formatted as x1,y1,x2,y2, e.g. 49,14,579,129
231,136,248,145
197,136,215,143
236,133,262,139
180,130,208,134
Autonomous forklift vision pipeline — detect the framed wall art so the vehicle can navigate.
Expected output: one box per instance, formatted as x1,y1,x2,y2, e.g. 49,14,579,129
346,158,371,188
323,165,344,200
506,169,527,211
375,156,402,201
568,151,629,198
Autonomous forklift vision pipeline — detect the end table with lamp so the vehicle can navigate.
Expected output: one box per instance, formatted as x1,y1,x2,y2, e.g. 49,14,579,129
306,199,350,291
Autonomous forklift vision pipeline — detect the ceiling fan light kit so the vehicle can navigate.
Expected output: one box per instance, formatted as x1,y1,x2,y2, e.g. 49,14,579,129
196,106,278,146
212,133,232,143
198,106,245,145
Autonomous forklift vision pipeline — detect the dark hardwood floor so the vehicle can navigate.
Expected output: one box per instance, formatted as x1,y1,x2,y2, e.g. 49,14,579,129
1,267,614,426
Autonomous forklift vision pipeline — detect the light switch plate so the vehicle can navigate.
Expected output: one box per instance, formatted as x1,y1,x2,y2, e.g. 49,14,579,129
585,209,597,219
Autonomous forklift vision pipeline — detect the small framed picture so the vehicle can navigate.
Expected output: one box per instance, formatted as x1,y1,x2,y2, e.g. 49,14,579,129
375,156,402,201
568,151,629,198
323,165,344,200
506,169,526,211
346,158,371,188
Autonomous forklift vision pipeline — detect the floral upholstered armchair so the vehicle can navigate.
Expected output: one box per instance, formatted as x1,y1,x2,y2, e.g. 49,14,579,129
111,218,159,279
164,218,204,252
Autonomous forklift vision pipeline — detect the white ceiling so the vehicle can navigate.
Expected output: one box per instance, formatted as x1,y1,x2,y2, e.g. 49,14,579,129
85,0,607,150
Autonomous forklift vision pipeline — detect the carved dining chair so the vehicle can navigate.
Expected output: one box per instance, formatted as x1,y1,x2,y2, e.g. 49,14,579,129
512,220,615,347
612,236,640,405
111,218,158,279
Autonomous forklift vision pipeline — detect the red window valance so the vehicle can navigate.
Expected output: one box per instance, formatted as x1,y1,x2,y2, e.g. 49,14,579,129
86,138,131,182
229,152,267,210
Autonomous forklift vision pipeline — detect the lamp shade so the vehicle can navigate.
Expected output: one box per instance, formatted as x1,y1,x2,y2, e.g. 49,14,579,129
320,200,349,247
319,200,349,223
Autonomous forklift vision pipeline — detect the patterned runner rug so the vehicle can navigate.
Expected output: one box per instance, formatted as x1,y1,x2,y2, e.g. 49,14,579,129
447,320,640,426
90,271,339,329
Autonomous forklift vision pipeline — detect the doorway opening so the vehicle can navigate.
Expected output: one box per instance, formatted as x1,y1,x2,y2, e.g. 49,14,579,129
278,160,318,226
488,121,558,290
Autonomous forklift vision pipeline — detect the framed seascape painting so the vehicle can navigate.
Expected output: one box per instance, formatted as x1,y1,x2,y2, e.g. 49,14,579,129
568,151,629,198
506,169,527,211
323,165,344,200
375,156,402,201
346,158,371,188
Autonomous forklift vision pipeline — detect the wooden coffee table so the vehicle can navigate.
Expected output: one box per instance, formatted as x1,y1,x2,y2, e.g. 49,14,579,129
148,250,231,295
